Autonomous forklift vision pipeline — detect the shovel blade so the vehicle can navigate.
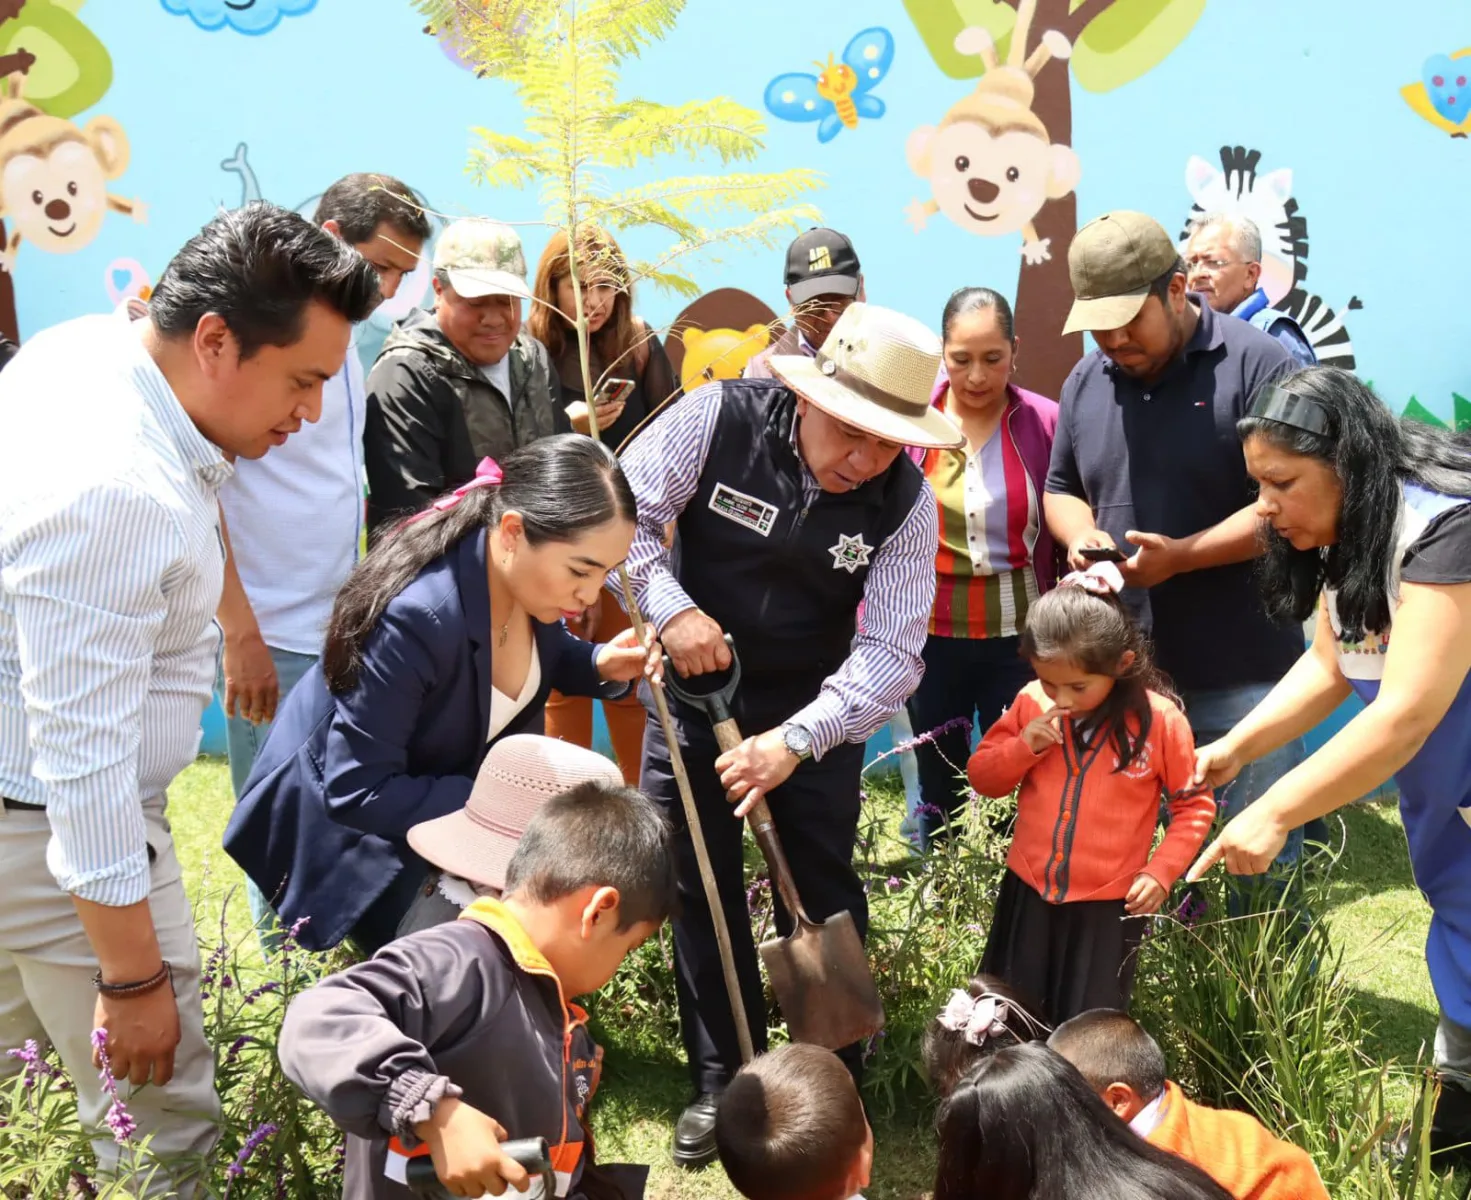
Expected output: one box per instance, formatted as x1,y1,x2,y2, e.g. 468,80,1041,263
759,909,885,1050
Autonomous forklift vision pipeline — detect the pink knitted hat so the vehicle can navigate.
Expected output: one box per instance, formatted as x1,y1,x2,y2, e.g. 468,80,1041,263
407,734,624,889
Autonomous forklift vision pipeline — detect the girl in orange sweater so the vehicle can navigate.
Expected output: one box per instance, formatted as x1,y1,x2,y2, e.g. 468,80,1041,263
967,561,1215,1023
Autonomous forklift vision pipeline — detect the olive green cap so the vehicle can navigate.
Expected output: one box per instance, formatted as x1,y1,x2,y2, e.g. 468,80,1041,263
1062,211,1180,335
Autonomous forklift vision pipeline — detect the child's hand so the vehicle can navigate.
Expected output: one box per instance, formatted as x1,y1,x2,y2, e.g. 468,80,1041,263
1020,707,1068,754
416,1097,531,1196
1124,873,1168,916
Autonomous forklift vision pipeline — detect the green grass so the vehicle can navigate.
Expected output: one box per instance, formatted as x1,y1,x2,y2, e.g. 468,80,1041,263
168,760,1440,1200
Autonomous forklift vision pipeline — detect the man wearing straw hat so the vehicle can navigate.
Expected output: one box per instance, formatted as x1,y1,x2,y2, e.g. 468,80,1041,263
616,302,962,1167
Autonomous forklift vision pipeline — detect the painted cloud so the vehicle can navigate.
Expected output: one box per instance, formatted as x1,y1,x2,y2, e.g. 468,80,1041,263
160,0,317,36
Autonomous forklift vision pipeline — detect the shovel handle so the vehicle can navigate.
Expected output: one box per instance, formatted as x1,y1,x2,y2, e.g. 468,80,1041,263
712,718,806,922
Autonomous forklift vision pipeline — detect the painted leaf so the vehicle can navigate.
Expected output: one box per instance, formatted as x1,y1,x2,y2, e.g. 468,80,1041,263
1454,392,1471,432
901,0,1017,80
1071,0,1205,94
1402,397,1448,430
0,0,112,118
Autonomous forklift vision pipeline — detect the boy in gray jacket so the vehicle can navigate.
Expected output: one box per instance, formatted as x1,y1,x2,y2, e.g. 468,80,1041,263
279,781,675,1199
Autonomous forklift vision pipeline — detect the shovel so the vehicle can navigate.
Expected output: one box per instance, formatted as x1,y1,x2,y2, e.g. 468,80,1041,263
404,1137,555,1197
662,637,885,1051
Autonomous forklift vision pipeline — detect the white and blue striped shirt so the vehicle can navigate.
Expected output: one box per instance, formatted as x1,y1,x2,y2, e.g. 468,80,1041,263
615,383,937,758
0,306,231,906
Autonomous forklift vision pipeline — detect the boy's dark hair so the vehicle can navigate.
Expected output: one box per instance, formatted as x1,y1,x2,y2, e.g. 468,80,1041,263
715,1044,867,1200
922,974,1050,1098
313,173,432,246
1048,1009,1167,1104
149,202,380,360
1018,582,1177,771
503,782,676,930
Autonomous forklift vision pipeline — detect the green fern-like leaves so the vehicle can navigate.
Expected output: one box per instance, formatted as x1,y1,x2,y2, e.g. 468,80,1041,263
414,0,822,297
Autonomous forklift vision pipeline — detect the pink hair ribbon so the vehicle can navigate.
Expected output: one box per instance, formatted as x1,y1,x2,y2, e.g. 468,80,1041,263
406,457,502,525
1059,559,1125,596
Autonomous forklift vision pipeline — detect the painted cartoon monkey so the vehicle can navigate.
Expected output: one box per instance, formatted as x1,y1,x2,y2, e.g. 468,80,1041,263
904,0,1079,265
0,70,145,272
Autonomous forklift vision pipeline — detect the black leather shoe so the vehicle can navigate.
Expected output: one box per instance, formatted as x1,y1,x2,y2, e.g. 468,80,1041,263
673,1092,722,1170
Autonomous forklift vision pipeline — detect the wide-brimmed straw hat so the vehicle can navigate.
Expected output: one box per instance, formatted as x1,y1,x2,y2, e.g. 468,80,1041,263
770,303,964,450
406,734,624,891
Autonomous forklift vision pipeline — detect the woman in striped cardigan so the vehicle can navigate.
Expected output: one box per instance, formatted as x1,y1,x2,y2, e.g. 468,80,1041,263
906,287,1061,849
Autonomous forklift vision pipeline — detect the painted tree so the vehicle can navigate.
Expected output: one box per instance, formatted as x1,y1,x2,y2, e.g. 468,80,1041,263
905,0,1205,398
414,0,823,1064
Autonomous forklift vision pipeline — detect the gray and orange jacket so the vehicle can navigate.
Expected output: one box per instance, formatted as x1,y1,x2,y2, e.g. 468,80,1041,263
279,898,608,1200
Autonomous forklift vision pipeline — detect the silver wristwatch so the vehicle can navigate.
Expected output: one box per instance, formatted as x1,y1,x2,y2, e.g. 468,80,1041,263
781,723,814,762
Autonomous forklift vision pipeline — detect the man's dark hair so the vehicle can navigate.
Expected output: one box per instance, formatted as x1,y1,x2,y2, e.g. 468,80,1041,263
503,782,676,930
1048,1009,1167,1103
716,1044,867,1200
313,173,431,246
1148,256,1186,303
149,202,380,359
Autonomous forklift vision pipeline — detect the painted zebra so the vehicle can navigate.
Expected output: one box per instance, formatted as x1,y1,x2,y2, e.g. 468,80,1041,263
1181,145,1361,371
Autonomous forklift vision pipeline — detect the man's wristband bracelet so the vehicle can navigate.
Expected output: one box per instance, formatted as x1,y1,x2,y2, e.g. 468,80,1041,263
92,962,172,999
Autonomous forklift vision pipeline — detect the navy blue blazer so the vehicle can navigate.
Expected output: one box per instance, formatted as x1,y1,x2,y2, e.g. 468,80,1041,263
223,528,619,951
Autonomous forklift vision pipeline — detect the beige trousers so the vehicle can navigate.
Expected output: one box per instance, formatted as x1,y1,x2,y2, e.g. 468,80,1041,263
0,797,220,1196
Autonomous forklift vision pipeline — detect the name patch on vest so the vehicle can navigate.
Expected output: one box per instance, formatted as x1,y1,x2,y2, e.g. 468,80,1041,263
829,532,873,573
709,482,780,537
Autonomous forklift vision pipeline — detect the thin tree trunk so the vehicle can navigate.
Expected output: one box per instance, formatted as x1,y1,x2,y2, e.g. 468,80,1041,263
1011,0,1083,399
0,222,17,344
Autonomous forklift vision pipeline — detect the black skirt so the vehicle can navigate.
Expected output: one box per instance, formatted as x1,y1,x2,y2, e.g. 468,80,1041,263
980,869,1145,1026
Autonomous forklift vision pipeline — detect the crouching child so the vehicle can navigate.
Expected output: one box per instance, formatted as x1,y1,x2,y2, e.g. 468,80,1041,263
278,782,676,1199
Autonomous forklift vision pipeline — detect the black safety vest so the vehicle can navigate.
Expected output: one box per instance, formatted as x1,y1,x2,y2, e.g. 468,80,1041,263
674,380,922,728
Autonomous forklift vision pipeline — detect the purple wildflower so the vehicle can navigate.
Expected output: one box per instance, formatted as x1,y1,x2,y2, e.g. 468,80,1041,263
226,1035,254,1063
1175,889,1209,928
7,1038,56,1088
91,1030,135,1145
886,875,902,890
870,716,973,766
227,1121,278,1178
243,980,281,1005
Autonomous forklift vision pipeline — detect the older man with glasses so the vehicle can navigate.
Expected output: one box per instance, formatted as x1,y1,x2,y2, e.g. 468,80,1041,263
1183,213,1316,367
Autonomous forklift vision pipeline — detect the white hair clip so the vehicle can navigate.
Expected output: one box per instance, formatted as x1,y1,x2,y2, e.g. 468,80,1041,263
935,988,1050,1046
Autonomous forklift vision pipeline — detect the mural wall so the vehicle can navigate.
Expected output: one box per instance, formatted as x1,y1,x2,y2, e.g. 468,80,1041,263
5,0,1470,426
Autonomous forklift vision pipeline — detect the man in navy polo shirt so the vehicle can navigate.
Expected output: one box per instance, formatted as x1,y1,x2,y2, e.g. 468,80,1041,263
1044,210,1305,876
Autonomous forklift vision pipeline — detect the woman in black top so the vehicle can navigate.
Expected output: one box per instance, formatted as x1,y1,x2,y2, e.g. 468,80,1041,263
529,225,679,781
528,224,679,449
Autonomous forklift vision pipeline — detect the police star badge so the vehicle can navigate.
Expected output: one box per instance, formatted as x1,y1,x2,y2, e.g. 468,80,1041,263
829,532,873,573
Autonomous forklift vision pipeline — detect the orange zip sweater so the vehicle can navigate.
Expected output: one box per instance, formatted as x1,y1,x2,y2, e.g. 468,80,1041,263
1148,1082,1330,1200
967,682,1215,903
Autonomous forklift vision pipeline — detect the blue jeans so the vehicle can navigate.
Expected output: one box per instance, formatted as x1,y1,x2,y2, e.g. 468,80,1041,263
908,634,1034,848
219,647,317,951
1184,683,1307,868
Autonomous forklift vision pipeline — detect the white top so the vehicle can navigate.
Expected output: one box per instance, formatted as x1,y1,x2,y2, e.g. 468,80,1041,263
489,641,541,741
0,305,231,905
1130,1091,1167,1139
480,356,512,406
218,346,366,654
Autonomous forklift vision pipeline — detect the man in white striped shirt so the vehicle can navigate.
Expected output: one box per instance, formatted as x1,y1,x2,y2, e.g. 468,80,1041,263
0,203,379,1194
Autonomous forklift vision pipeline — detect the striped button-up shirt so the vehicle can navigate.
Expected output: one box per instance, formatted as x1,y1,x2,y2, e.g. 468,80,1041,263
0,308,231,906
616,383,937,757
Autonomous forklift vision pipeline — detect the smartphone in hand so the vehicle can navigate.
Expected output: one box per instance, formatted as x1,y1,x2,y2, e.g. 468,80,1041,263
594,378,636,408
1079,545,1129,564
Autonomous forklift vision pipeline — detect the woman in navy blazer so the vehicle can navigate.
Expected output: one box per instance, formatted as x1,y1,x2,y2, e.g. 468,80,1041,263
224,435,655,953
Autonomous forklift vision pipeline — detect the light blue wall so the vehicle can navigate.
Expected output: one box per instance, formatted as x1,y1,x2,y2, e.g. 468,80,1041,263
24,0,1455,776
24,0,1471,420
